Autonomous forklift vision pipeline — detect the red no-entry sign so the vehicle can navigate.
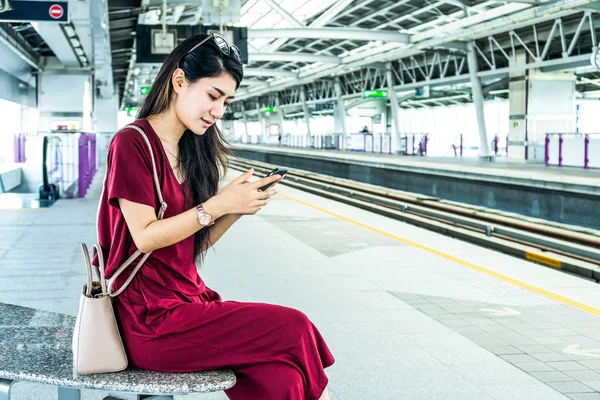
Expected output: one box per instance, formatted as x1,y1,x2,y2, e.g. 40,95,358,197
49,4,64,19
0,1,69,22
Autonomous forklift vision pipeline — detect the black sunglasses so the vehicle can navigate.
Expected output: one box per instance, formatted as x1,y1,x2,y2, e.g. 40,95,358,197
186,33,241,62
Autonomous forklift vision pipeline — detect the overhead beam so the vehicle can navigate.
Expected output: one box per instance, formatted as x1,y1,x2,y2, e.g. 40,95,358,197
240,79,266,87
443,0,472,7
237,0,594,101
264,0,355,53
249,52,340,64
172,5,186,24
312,0,355,27
243,68,297,78
263,0,304,28
249,28,410,43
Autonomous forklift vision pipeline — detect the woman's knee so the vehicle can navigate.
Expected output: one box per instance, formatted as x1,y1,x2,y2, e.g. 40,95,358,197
266,363,305,398
280,306,312,332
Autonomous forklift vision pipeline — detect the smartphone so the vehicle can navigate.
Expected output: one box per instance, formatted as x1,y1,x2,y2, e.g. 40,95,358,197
258,167,288,192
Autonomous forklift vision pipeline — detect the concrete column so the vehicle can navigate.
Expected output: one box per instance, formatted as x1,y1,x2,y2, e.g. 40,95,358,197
466,41,492,159
300,87,311,141
527,70,576,162
334,76,347,139
508,50,527,160
275,96,285,137
386,63,402,154
241,102,249,143
256,102,267,144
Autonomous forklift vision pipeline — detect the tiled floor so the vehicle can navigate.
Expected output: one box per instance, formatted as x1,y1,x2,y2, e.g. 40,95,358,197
1,167,599,399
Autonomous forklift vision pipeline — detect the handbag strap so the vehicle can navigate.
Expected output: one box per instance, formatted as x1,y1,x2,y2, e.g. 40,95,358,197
80,123,168,298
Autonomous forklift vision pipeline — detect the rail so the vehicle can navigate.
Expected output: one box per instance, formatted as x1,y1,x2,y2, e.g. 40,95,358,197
230,157,600,282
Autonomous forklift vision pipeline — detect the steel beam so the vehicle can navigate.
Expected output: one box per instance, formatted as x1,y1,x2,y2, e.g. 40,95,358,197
467,42,492,159
263,0,359,53
249,28,410,43
263,0,304,28
334,77,347,138
256,102,267,143
386,63,402,154
300,87,311,139
243,68,297,78
248,52,340,64
236,0,593,101
241,102,248,142
0,25,41,71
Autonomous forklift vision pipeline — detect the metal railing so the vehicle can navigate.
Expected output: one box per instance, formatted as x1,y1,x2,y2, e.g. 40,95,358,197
78,133,97,198
14,131,98,198
545,133,599,169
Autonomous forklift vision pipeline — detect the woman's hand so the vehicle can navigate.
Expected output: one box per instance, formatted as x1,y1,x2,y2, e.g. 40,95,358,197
209,169,282,216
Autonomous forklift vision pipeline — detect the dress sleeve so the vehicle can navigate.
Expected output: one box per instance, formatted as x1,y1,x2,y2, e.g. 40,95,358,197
105,129,157,209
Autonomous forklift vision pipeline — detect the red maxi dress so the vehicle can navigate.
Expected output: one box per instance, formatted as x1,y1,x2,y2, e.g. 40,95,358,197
96,119,335,399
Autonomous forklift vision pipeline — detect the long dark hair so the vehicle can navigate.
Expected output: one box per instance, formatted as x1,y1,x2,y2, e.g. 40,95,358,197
137,34,243,263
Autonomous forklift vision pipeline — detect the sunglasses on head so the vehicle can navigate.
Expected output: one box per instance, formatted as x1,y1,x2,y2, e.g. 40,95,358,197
186,33,241,62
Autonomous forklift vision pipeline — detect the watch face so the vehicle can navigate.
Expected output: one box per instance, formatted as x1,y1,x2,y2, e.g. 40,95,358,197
199,213,211,225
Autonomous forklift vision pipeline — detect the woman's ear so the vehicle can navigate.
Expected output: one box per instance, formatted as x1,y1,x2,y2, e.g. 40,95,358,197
171,68,186,94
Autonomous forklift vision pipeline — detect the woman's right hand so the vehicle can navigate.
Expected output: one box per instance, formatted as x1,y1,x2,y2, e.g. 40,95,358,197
213,169,282,216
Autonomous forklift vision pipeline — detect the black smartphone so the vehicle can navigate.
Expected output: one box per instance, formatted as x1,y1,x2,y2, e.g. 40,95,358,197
258,167,288,192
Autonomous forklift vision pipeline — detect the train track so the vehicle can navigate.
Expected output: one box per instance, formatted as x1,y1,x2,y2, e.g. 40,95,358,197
229,157,600,283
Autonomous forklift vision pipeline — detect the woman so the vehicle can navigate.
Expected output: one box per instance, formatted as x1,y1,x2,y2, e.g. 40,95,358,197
96,34,335,399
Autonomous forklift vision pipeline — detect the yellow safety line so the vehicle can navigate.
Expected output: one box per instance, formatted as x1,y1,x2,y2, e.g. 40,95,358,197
275,192,600,317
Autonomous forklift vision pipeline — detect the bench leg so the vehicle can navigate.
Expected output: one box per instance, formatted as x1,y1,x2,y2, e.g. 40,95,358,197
58,387,81,400
0,379,14,400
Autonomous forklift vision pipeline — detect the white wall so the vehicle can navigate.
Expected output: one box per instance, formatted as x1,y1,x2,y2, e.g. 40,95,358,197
0,99,22,165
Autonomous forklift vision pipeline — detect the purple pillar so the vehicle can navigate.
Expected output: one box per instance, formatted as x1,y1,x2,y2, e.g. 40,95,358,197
584,134,590,169
558,134,563,167
380,135,383,154
494,136,499,155
544,134,550,166
87,134,97,188
78,133,88,198
505,135,509,157
460,134,463,157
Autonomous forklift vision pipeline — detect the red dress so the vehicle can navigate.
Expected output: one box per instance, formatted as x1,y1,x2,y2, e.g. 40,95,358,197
96,119,335,400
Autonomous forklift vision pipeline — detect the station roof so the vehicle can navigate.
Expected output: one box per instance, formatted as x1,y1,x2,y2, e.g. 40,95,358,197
5,0,598,111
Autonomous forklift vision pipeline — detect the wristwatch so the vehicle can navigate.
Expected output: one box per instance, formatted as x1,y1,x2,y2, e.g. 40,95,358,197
196,203,215,227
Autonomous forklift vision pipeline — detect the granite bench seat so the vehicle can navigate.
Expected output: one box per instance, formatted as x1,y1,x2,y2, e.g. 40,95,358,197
0,303,236,400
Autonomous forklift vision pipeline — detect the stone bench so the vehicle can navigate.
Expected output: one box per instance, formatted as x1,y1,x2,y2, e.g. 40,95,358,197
0,303,236,399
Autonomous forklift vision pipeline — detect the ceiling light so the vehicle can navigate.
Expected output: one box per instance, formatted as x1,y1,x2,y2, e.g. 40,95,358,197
64,25,75,37
75,48,84,56
70,38,80,47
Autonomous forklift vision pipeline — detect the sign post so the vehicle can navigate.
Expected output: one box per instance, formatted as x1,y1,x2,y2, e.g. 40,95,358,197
0,1,69,22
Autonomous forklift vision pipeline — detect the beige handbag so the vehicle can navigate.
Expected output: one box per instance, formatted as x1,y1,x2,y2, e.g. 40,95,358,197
72,125,168,375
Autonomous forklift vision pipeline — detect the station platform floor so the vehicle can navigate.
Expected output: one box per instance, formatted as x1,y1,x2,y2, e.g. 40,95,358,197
1,168,600,399
231,143,600,194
